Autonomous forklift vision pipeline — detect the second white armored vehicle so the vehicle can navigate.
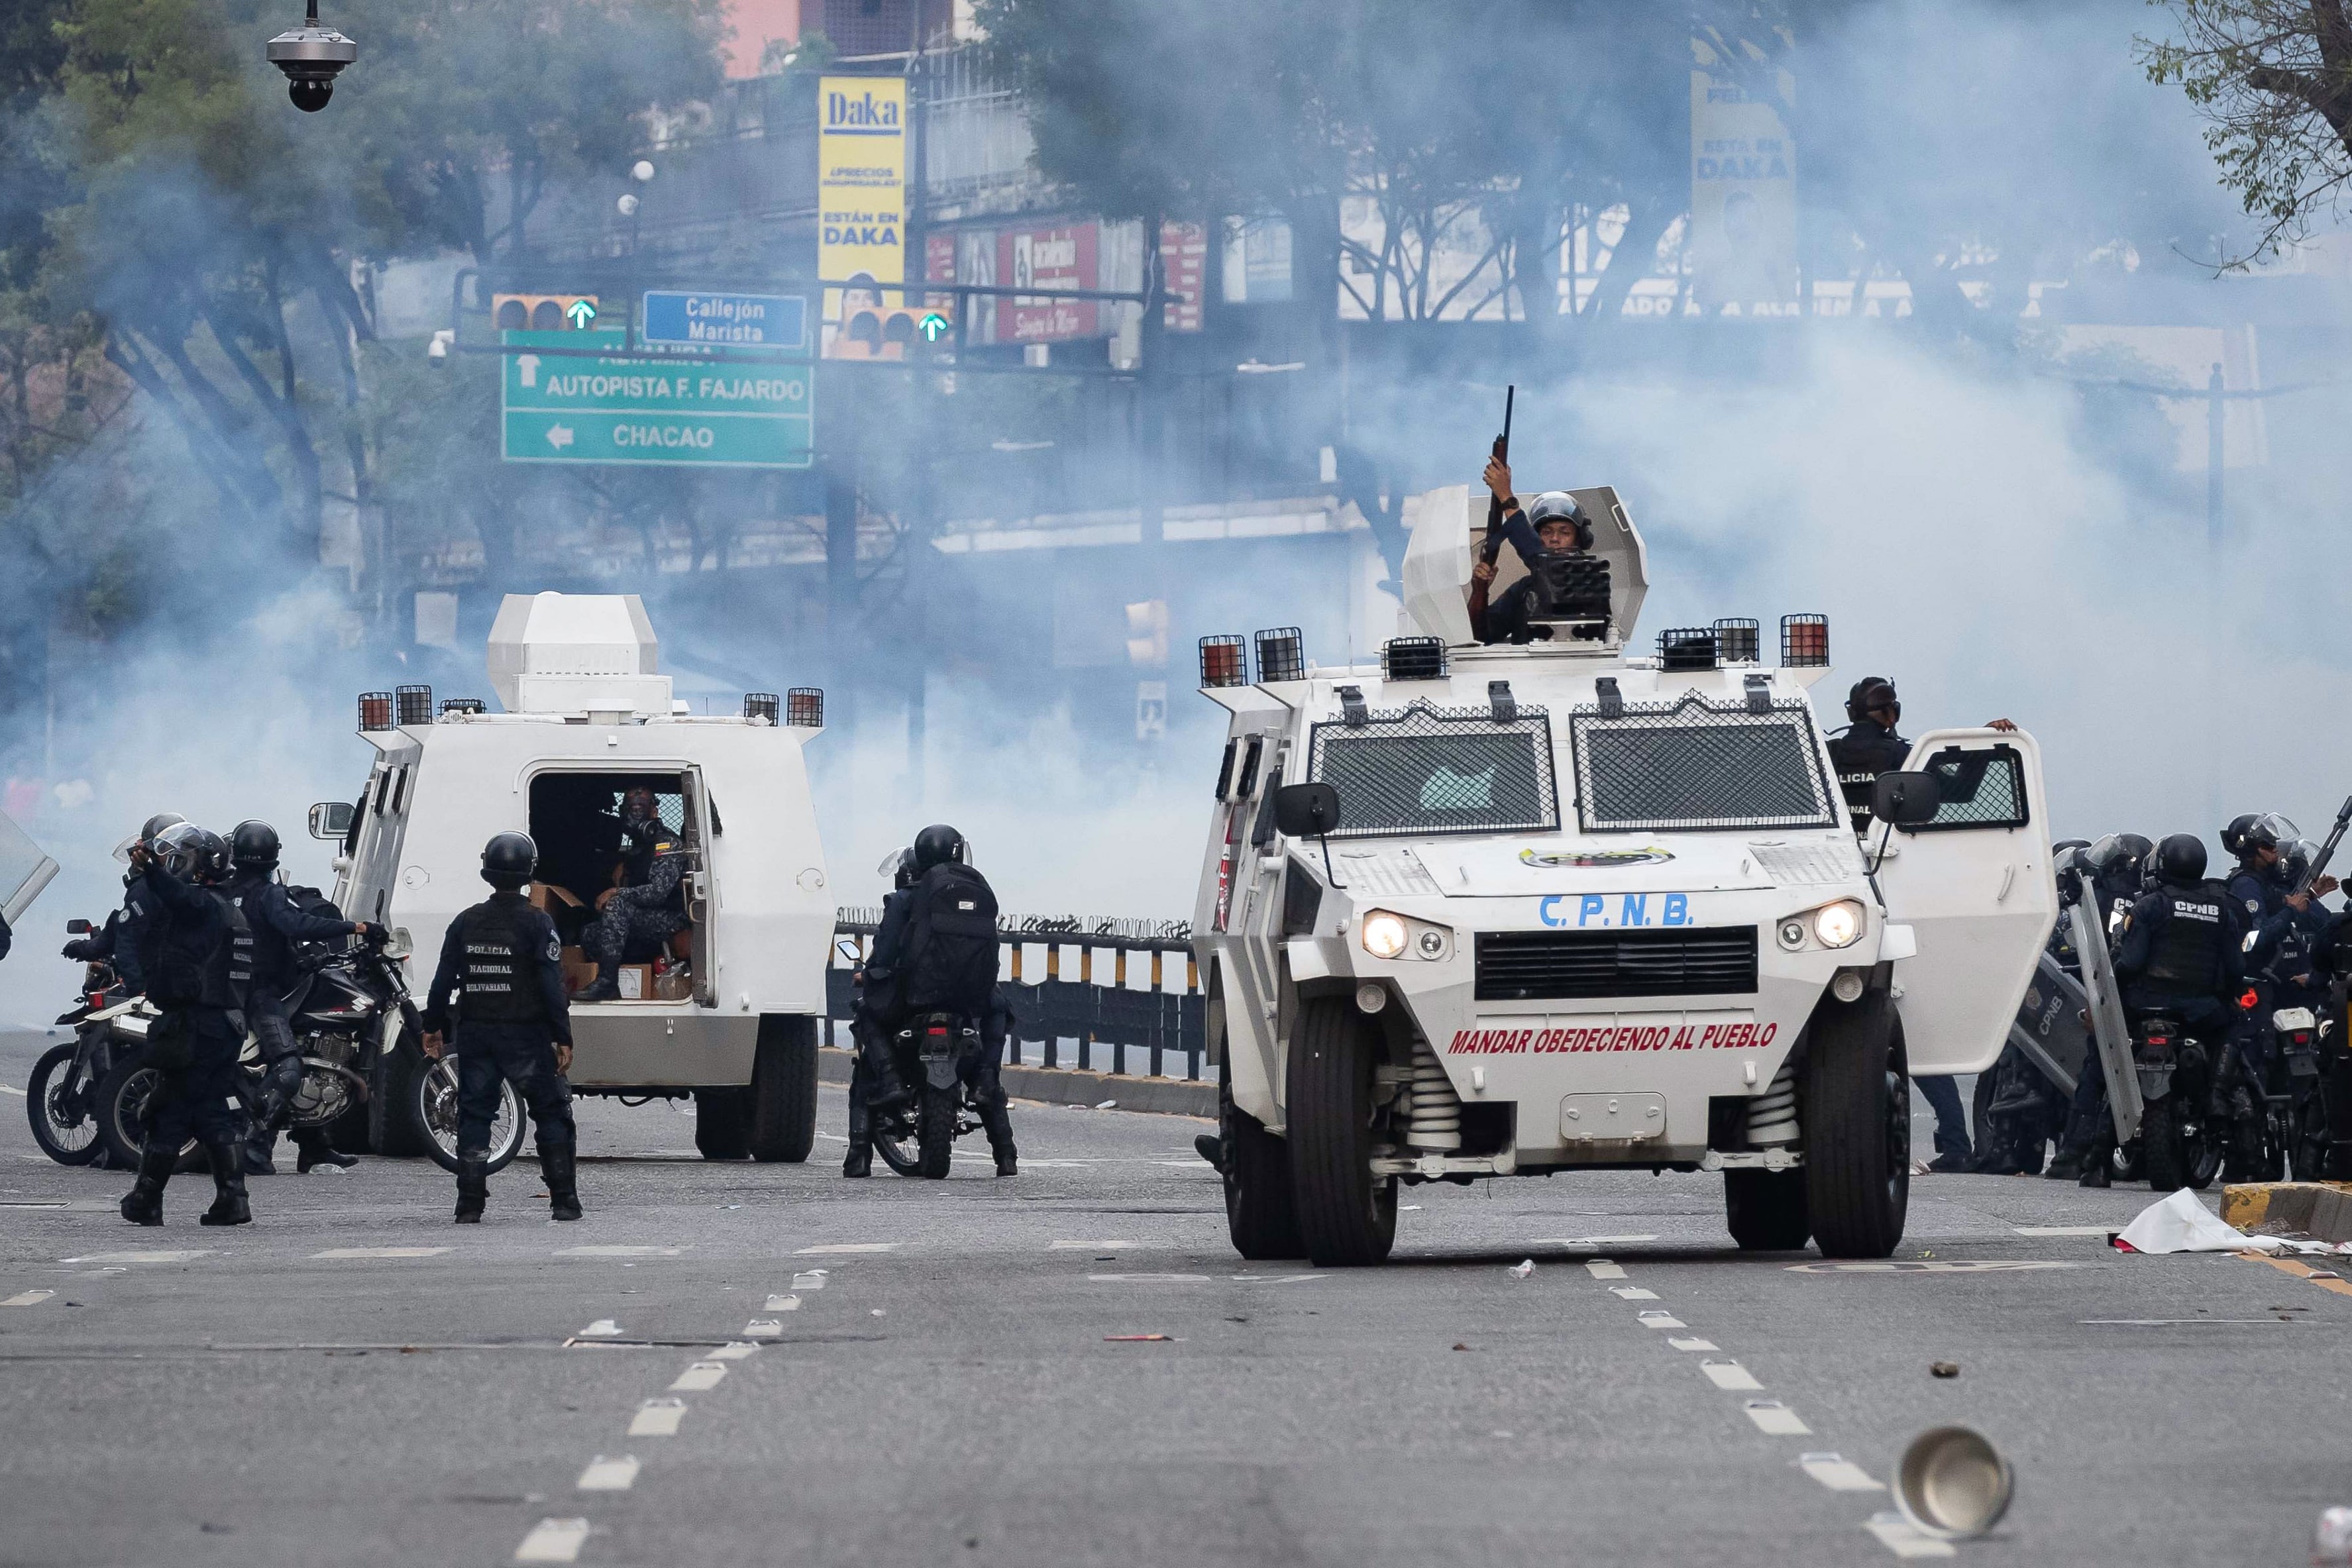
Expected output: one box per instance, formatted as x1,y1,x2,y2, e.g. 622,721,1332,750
1195,485,2055,1264
313,592,832,1165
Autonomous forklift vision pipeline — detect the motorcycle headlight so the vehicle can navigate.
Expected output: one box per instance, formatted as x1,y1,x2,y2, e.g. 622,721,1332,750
1361,910,1409,961
1812,900,1864,951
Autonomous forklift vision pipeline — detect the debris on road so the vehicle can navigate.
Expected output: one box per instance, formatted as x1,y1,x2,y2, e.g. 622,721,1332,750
1105,1333,1173,1342
2116,1189,2291,1254
2314,1505,2352,1566
1509,1259,1534,1279
1095,1100,1118,1110
1931,1361,1959,1379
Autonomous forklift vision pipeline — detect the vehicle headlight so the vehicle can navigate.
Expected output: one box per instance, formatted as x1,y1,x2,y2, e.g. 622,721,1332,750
1361,910,1409,961
1812,900,1864,950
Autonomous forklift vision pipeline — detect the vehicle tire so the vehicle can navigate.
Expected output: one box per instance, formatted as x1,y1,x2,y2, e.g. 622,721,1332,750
1725,1168,1811,1250
2294,1095,2331,1183
94,1055,201,1172
1220,1068,1303,1260
2187,1118,2224,1190
747,1015,818,1163
873,1104,923,1177
1803,994,1909,1259
407,1056,524,1175
2111,1137,2143,1183
27,1044,103,1167
694,1089,751,1160
2141,1097,2187,1191
372,1043,428,1157
1286,997,1397,1267
916,1082,955,1178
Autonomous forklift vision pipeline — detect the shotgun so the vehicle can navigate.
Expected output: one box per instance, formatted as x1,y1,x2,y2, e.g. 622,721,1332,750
2298,792,2352,894
1479,384,1515,566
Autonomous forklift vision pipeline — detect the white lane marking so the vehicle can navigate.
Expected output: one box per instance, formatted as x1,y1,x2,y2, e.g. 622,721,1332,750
1800,1453,1887,1492
628,1399,685,1436
1788,1260,2077,1274
0,1084,23,1096
513,1517,592,1563
669,1361,727,1392
709,1341,760,1361
575,1455,639,1492
557,1245,681,1258
1230,1274,1325,1284
1636,1310,1687,1330
2,1290,56,1307
1609,1286,1660,1300
1742,1399,1812,1435
60,1250,209,1264
1665,1336,1718,1351
2013,1226,2112,1236
577,1319,623,1338
794,1243,897,1254
1536,1234,1660,1246
1087,1273,1210,1282
789,1273,828,1291
1051,1239,1139,1250
1701,1360,1764,1391
1585,1259,1628,1280
765,1294,802,1312
0,1201,67,1209
1864,1511,1957,1559
744,1320,782,1337
313,1247,451,1259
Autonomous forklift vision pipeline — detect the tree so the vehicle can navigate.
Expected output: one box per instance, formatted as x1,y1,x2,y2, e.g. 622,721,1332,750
2140,0,2352,262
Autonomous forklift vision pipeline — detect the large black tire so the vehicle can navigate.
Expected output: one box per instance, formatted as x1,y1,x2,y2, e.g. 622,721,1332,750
1220,1067,1303,1260
1803,995,1910,1259
1725,1168,1810,1250
1287,997,1397,1267
2142,1096,2188,1191
915,1082,955,1178
695,1088,751,1160
747,1015,818,1163
93,1055,201,1172
372,1043,428,1157
27,1043,103,1166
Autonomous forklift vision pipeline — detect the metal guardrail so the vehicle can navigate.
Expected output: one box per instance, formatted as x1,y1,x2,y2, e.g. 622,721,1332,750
830,909,1206,1080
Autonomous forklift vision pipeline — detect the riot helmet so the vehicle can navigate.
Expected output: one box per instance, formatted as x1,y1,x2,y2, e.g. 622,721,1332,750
2282,839,2320,888
114,810,187,864
2155,832,2208,886
876,846,919,890
1844,677,1899,727
229,819,281,870
480,831,538,890
154,823,229,883
2084,832,2153,880
2243,812,2299,857
2220,813,2259,858
1524,492,1593,550
912,823,967,870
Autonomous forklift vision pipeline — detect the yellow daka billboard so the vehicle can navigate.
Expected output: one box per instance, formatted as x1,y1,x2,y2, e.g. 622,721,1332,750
818,75,908,358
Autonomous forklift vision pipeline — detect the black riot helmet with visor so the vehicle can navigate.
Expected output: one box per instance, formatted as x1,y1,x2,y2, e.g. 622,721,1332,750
2155,832,2209,886
113,810,187,864
876,846,920,890
480,831,537,890
2084,832,2153,880
2242,812,2299,858
2220,813,2259,858
154,823,230,884
913,824,967,870
2281,839,2321,888
229,819,282,871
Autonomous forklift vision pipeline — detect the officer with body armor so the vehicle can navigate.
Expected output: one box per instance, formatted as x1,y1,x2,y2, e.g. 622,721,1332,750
842,847,920,1178
855,825,1018,1177
119,825,256,1227
419,833,580,1222
66,812,187,992
222,821,372,1175
1469,454,1599,646
2223,812,2299,929
2232,840,2341,1173
574,784,690,1002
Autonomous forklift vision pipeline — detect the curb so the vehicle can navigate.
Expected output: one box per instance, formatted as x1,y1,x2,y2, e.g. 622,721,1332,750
2221,1180,2352,1242
817,1045,1214,1120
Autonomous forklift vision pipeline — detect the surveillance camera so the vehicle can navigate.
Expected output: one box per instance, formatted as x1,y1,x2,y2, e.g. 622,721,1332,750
267,3,356,113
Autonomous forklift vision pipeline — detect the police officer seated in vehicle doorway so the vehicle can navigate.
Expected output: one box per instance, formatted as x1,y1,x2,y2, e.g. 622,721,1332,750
854,824,1019,1178
418,833,581,1223
574,783,690,1003
119,825,257,1228
1469,454,1596,645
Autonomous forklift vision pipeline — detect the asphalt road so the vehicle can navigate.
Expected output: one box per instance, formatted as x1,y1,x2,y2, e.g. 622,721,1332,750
1,1023,2345,1568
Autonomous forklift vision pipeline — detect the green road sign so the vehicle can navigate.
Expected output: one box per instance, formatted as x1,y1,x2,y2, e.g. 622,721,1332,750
499,329,812,468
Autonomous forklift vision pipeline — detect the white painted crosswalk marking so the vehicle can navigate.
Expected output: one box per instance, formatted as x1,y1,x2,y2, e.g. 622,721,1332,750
513,1518,592,1562
1864,1511,1956,1558
789,1272,828,1291
1609,1285,1660,1300
313,1247,450,1259
1051,1239,1139,1250
1665,1336,1718,1351
557,1245,680,1258
1800,1453,1886,1492
628,1399,685,1437
1,1290,56,1308
577,1319,623,1337
765,1293,802,1312
709,1341,760,1361
794,1243,896,1254
744,1319,782,1337
60,1250,209,1264
669,1361,727,1392
1701,1360,1764,1391
1742,1400,1811,1435
1636,1310,1687,1330
576,1455,639,1492
1585,1259,1628,1280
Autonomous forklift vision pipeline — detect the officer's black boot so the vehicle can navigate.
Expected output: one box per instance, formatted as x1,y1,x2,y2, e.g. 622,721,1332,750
542,1142,582,1222
199,1140,252,1226
574,968,619,1003
243,1125,278,1175
293,1126,357,1173
2043,1149,2084,1181
842,1072,873,1177
120,1139,176,1225
2077,1133,2113,1188
1193,1133,1226,1172
454,1155,488,1223
979,1099,1017,1177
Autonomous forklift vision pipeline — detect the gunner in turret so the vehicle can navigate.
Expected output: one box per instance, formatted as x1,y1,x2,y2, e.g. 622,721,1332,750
1470,454,1593,645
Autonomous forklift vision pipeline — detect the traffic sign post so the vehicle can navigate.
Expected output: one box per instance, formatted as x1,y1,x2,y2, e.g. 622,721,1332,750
498,329,813,468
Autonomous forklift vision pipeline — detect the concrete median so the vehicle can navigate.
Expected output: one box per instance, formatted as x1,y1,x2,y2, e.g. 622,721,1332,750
2219,1181,2352,1243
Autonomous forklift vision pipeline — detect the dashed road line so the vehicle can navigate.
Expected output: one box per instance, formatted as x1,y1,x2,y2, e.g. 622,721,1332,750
1800,1453,1886,1492
1699,1359,1764,1391
60,1250,209,1264
578,1320,623,1338
1788,1259,2076,1274
789,1272,828,1290
1,1290,56,1308
1742,1399,1811,1435
513,1517,592,1563
1088,1273,1210,1282
576,1455,639,1492
1585,1259,1629,1280
313,1247,450,1259
2014,1225,2112,1236
557,1245,682,1259
1051,1239,1140,1250
668,1361,727,1392
1864,1510,1956,1558
794,1243,896,1255
1665,1335,1718,1351
709,1341,760,1361
765,1294,802,1312
1609,1284,1660,1300
743,1319,782,1337
1636,1309,1687,1330
628,1398,686,1436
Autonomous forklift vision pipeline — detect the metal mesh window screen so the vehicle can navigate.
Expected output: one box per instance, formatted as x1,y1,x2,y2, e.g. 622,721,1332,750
1570,693,1837,833
1905,745,2029,833
1309,703,1557,839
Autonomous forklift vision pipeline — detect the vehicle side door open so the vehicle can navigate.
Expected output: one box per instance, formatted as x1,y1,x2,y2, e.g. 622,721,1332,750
1874,728,2057,1076
678,766,716,1006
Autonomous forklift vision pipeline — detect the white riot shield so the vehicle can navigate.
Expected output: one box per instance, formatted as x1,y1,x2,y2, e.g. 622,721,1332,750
2007,949,2088,1095
0,807,58,927
2068,871,2141,1144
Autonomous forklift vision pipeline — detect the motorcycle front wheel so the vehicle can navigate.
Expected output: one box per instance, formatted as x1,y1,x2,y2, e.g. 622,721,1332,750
405,1057,525,1175
872,1102,924,1178
93,1055,202,1172
26,1043,103,1165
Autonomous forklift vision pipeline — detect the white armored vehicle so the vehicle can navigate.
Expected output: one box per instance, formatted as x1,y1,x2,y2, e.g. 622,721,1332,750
1194,485,2055,1265
313,592,831,1165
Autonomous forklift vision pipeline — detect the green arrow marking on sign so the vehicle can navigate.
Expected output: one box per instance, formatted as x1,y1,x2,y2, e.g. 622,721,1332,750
919,312,950,342
565,298,598,328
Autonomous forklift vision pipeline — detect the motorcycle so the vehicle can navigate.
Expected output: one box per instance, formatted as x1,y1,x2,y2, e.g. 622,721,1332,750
24,923,135,1167
871,1010,985,1180
2270,1006,2331,1181
2132,1012,2221,1192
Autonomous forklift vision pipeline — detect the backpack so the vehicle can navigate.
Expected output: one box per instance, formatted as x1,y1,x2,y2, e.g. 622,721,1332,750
900,862,1000,1015
285,884,344,921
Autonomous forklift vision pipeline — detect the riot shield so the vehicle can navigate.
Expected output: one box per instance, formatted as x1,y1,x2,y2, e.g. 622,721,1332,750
0,806,57,927
2068,870,2141,1144
2006,949,2088,1095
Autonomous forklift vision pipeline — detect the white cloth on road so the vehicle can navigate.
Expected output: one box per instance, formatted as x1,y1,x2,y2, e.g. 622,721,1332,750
2117,1189,2281,1253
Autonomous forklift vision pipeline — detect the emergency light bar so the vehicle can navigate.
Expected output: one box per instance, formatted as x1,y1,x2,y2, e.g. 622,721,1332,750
1199,635,1248,689
1254,627,1305,684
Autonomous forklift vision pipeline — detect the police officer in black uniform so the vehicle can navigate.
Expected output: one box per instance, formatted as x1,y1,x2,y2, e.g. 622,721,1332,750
842,847,920,1178
1469,454,1599,646
575,784,690,1002
119,825,256,1227
70,812,186,994
223,820,373,1175
418,833,580,1223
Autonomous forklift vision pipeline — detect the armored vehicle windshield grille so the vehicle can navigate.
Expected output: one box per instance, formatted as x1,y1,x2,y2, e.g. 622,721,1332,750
1308,702,1557,839
1569,692,1838,833
1475,927,1759,1000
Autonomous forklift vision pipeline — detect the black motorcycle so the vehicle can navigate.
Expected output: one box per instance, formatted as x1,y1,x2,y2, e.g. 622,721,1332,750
25,923,135,1167
2133,1012,2222,1192
2266,1006,2331,1181
871,1011,985,1180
